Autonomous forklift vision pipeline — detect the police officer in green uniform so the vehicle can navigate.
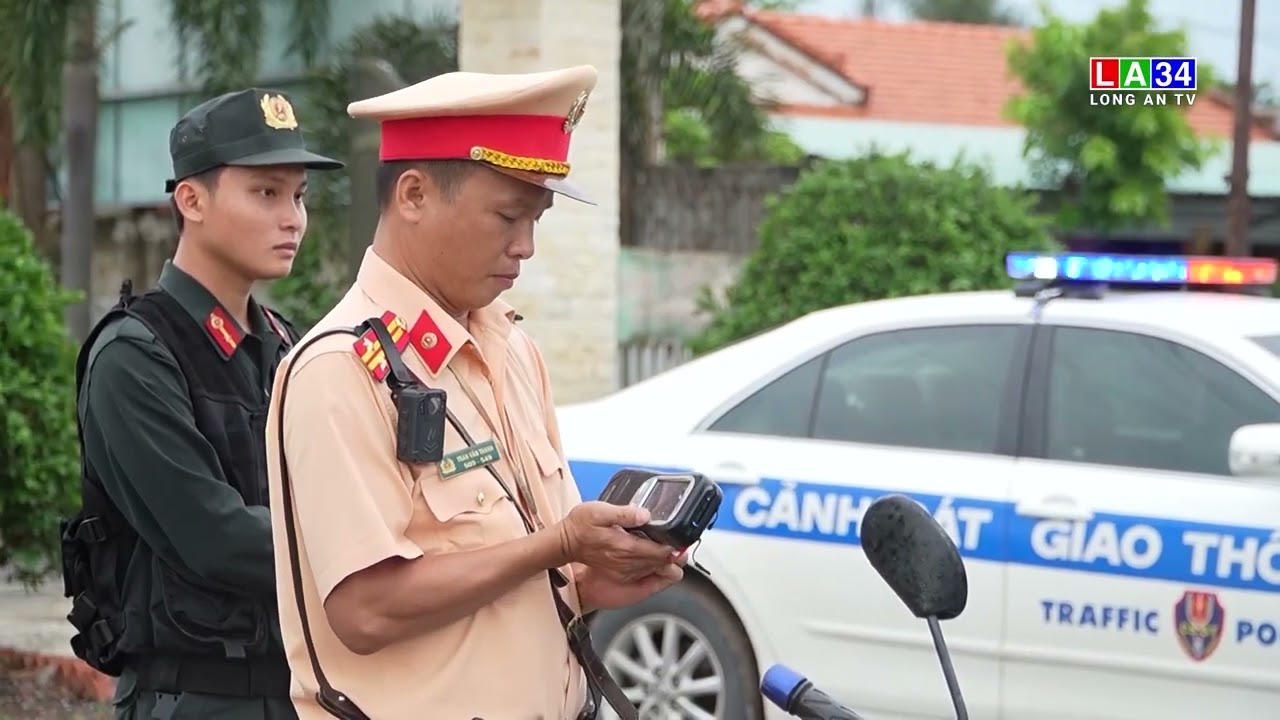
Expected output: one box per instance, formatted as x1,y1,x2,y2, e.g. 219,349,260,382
59,88,343,720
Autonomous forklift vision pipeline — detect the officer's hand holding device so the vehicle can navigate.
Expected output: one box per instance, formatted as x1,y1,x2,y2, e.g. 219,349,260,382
598,468,722,555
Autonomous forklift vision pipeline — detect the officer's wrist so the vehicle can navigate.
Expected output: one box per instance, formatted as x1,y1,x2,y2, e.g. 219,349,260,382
530,526,572,570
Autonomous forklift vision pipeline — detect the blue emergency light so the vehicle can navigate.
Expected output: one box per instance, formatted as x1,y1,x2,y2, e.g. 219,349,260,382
1005,251,1278,287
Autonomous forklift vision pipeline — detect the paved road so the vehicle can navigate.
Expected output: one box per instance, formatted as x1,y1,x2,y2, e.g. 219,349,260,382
0,576,73,657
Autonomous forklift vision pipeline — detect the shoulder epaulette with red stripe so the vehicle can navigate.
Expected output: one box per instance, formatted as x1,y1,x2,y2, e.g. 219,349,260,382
352,311,412,382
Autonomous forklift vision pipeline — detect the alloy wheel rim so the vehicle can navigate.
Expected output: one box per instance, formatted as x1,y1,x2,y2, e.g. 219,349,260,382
599,613,726,720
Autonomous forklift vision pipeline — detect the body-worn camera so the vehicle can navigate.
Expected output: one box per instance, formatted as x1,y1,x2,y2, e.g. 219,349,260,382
598,469,722,549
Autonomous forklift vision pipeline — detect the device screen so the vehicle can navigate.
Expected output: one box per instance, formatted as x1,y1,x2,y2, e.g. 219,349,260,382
643,478,689,522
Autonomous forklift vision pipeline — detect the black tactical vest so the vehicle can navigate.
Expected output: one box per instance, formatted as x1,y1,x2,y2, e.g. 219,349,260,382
61,284,293,676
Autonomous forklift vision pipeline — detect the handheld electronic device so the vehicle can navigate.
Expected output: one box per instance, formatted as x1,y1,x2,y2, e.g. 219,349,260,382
598,468,723,549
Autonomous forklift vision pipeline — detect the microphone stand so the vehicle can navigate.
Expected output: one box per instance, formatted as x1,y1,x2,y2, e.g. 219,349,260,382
927,616,969,720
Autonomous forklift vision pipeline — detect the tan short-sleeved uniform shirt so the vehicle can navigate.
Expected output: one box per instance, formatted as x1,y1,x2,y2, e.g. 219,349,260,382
265,248,588,720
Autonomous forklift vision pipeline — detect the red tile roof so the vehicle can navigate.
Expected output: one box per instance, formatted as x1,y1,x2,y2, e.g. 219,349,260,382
702,2,1273,140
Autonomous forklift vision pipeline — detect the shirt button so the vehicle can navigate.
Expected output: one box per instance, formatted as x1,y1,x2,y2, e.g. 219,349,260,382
476,491,486,506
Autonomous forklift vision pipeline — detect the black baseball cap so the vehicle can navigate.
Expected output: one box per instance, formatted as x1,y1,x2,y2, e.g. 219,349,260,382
164,88,344,193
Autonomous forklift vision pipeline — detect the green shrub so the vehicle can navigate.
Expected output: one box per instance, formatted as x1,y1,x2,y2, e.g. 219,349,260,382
689,151,1060,355
0,206,81,588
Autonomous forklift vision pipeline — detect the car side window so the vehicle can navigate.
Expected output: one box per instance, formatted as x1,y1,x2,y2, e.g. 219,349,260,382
706,355,824,438
1045,327,1280,475
810,325,1022,453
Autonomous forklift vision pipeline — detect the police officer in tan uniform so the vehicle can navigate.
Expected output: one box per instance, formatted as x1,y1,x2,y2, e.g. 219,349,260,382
264,65,683,720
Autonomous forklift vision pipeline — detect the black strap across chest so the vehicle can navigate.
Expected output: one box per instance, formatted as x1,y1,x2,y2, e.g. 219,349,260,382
276,319,637,720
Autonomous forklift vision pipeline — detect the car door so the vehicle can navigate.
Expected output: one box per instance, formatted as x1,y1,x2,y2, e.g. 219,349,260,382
1003,323,1280,720
683,322,1029,720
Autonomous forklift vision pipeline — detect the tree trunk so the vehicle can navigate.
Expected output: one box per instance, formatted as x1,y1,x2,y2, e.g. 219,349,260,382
619,0,666,247
11,143,50,256
0,90,13,205
346,58,405,280
60,0,98,342
629,0,665,165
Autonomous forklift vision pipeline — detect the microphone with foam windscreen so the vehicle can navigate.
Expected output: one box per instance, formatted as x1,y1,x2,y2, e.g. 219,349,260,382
760,664,865,720
861,494,971,720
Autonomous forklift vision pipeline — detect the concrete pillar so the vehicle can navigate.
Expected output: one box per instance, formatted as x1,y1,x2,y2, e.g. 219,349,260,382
459,0,621,404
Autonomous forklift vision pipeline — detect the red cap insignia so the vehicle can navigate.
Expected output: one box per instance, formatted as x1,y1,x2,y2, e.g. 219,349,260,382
408,310,453,375
352,311,412,382
205,307,242,358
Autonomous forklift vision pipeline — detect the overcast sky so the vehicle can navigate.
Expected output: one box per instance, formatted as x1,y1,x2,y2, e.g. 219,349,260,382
795,0,1277,89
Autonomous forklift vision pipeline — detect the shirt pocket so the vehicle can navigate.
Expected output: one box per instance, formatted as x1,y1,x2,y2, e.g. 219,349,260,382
412,459,510,551
526,434,567,485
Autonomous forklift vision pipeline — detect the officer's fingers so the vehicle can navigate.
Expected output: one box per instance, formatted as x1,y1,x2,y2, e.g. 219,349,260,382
655,563,684,583
616,533,675,563
587,500,650,529
632,565,683,595
592,531,664,567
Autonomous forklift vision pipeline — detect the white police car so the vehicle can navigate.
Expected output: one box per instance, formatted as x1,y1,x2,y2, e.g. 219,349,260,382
563,252,1280,720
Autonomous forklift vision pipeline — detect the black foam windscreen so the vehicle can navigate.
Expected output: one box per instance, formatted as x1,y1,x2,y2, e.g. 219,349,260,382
861,494,968,621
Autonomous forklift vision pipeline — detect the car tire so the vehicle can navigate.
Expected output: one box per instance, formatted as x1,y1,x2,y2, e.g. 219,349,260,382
589,579,764,720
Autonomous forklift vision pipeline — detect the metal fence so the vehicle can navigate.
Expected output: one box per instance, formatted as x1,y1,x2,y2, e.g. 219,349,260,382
618,336,693,387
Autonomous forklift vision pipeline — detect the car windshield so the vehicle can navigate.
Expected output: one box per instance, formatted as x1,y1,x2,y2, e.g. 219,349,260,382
1249,334,1280,357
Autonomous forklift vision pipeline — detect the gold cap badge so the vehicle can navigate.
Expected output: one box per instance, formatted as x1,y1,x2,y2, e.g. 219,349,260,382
260,94,298,130
563,91,589,134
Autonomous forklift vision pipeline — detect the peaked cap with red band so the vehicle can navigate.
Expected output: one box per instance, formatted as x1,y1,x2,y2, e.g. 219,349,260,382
346,65,598,205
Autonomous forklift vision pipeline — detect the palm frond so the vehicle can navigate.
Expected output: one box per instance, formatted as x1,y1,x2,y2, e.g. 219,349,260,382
168,0,265,95
284,0,329,68
339,9,457,85
0,0,79,145
653,0,777,162
268,11,459,327
306,10,457,215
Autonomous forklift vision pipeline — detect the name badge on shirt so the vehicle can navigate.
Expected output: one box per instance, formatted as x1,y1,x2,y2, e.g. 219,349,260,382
439,439,501,479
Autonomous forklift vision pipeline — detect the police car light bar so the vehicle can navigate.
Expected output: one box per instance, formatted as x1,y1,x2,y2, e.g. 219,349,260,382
1005,252,1278,286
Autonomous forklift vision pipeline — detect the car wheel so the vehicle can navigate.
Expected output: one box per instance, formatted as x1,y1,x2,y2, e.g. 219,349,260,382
590,580,763,720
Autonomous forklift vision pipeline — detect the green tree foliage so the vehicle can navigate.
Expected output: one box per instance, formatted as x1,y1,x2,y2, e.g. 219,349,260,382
624,0,806,166
689,152,1058,355
665,107,806,165
901,0,1024,25
168,0,331,95
0,207,81,587
1005,0,1218,232
269,13,458,328
0,0,81,145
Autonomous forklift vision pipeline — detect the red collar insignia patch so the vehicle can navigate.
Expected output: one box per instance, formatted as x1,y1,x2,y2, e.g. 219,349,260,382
205,307,242,358
408,310,453,375
353,311,412,382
